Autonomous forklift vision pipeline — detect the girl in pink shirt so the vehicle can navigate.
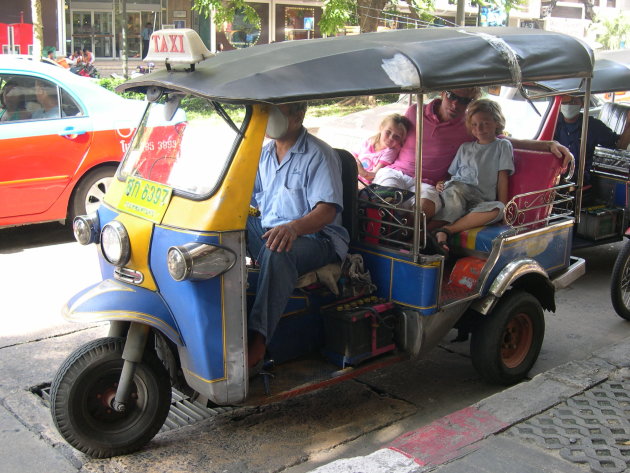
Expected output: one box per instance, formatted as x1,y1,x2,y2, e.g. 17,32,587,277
353,114,411,185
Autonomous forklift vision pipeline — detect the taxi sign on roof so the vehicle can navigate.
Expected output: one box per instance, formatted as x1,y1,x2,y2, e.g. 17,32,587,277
145,29,213,70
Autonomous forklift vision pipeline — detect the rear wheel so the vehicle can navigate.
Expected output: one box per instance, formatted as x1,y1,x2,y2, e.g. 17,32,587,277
611,239,630,321
50,337,171,458
70,165,117,219
470,290,545,385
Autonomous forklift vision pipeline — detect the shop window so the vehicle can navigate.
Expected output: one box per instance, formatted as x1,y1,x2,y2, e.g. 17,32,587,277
284,7,315,41
224,9,261,49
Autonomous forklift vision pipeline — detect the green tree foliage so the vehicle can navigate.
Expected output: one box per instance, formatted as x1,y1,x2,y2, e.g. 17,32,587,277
320,0,436,35
591,14,630,50
193,0,261,29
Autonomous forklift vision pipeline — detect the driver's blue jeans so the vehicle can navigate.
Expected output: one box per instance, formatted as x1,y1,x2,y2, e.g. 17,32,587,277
246,216,338,342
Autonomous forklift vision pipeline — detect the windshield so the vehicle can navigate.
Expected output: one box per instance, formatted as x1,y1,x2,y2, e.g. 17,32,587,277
118,98,248,197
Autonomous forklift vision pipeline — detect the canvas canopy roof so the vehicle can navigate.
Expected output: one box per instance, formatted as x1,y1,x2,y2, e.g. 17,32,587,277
540,49,630,95
118,26,594,104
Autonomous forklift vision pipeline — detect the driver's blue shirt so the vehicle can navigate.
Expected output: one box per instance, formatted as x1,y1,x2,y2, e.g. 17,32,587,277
252,127,349,261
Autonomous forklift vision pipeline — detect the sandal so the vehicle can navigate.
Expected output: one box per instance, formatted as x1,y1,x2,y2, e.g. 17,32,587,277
427,227,452,257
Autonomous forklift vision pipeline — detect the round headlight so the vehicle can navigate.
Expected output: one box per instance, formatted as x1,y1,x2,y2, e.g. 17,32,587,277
167,247,189,281
73,213,99,245
101,221,131,266
167,243,236,281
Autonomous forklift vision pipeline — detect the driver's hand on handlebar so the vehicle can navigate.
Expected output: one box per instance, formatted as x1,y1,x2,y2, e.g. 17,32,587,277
263,223,298,252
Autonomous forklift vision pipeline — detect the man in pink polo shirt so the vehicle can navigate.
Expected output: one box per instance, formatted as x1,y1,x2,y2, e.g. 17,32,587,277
374,88,572,220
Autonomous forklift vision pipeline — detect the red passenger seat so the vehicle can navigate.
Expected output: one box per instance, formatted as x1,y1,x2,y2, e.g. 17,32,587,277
452,149,568,255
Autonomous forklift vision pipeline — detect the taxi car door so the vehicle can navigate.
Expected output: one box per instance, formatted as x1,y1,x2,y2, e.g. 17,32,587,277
0,75,93,218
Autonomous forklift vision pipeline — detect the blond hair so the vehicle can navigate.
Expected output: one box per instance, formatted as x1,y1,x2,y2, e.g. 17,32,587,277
465,98,506,136
370,113,412,147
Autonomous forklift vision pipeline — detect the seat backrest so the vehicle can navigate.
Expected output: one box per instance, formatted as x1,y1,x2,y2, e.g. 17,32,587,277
599,102,630,136
335,148,358,241
508,149,565,227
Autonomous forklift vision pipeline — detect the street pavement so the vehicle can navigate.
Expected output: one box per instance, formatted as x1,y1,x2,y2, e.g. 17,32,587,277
2,104,629,472
1,330,628,473
310,338,630,473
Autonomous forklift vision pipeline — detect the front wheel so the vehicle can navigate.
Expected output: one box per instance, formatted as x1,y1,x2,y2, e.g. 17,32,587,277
611,239,630,321
470,290,545,385
50,337,172,458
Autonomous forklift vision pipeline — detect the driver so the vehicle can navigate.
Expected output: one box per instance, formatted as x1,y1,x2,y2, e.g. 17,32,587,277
247,102,349,372
554,94,630,187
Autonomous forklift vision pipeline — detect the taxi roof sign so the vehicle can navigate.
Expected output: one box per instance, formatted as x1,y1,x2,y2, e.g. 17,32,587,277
145,29,213,70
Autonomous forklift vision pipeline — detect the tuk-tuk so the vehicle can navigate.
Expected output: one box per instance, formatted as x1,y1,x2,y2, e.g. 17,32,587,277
50,27,594,458
541,49,630,320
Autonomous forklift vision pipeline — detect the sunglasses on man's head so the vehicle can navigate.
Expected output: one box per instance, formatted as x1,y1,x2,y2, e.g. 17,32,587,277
445,91,473,106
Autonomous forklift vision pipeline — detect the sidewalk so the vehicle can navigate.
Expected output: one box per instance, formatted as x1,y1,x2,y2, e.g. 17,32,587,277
310,338,630,473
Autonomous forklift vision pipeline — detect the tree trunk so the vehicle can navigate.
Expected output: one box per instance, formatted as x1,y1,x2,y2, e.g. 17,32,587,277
357,0,388,33
31,0,43,58
581,0,596,21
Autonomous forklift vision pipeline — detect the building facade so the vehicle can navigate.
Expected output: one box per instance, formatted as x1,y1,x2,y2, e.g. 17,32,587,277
1,0,628,60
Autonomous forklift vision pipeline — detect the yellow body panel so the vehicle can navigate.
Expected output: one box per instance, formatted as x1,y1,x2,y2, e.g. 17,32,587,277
116,213,157,290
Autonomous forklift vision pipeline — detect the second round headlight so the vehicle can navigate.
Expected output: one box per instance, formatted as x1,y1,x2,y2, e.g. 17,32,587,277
167,243,236,281
101,221,131,266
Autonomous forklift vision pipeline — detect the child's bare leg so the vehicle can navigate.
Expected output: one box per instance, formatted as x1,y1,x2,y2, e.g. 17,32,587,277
435,209,500,247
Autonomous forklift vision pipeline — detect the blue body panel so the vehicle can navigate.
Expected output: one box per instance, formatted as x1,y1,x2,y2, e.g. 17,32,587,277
63,279,181,344
482,223,572,293
151,226,228,383
353,245,440,315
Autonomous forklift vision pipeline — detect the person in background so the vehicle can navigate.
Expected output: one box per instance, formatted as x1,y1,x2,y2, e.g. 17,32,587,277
353,113,411,186
83,48,94,65
142,22,153,60
554,95,630,187
247,102,349,373
69,49,83,66
31,80,60,119
0,79,31,122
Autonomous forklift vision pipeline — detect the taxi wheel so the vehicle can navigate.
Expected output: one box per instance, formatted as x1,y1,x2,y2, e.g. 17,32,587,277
50,337,172,458
70,165,117,219
470,290,544,385
611,239,630,321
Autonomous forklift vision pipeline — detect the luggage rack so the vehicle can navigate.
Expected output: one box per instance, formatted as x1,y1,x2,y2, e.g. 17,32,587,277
357,185,417,252
592,146,630,180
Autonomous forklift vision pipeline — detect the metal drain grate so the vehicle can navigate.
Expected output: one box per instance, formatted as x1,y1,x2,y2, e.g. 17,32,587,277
36,384,235,432
506,380,630,473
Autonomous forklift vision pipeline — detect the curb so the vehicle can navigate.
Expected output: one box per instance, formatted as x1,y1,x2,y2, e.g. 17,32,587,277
309,337,630,473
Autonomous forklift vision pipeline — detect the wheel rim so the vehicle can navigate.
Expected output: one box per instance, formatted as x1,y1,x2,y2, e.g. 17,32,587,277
79,362,148,436
500,313,533,369
619,258,630,311
84,177,111,214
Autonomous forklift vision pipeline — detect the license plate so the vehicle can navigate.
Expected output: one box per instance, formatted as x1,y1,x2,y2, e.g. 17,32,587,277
118,176,173,223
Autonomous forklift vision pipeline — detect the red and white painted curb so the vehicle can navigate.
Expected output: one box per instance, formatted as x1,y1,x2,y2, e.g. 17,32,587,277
310,406,508,472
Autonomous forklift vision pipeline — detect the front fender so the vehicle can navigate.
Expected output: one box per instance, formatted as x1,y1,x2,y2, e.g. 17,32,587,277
63,278,182,345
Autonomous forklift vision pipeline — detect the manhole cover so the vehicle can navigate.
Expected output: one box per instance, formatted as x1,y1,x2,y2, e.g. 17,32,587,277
507,380,630,473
